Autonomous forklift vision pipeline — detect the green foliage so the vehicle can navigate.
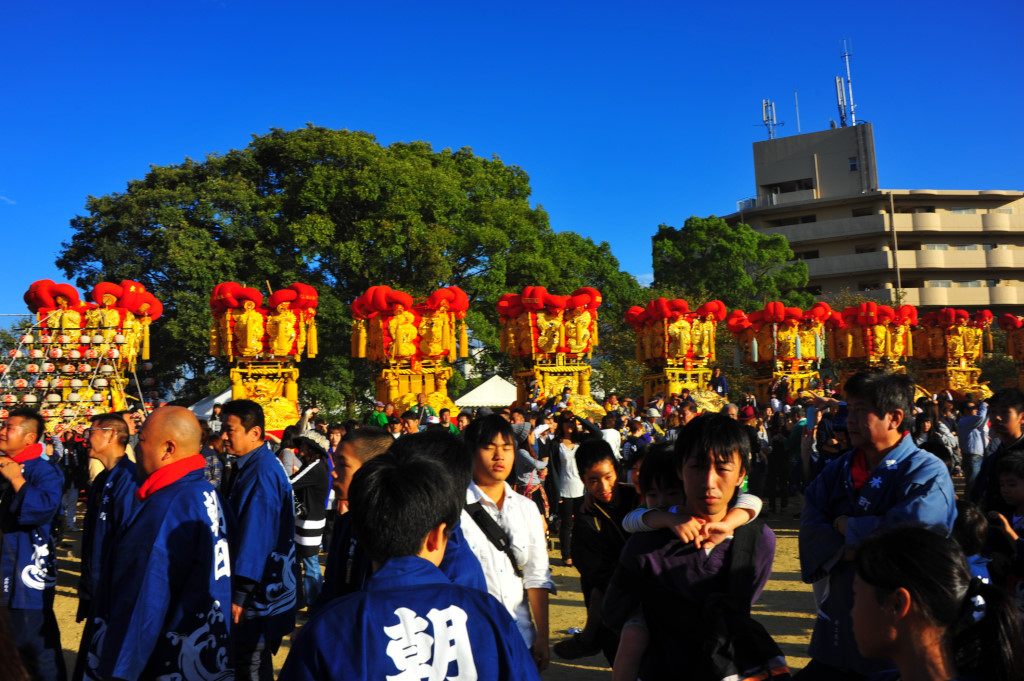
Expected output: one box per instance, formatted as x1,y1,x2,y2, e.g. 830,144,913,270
651,216,814,311
57,125,641,407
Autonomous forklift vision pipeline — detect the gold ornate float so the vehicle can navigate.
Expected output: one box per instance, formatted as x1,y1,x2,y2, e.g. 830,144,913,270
350,285,468,415
496,286,605,420
210,281,318,434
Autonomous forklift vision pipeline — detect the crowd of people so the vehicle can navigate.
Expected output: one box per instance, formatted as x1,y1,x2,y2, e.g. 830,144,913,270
2,370,1024,681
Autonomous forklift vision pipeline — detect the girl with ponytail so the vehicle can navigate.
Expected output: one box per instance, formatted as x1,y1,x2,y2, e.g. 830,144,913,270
852,526,1024,681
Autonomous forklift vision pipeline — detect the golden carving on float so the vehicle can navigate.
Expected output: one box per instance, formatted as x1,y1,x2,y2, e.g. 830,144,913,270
625,298,727,408
913,308,992,400
351,285,468,414
210,282,318,435
498,287,605,419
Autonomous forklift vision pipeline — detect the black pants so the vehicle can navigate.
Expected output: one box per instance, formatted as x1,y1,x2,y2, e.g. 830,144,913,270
559,496,583,561
765,459,790,509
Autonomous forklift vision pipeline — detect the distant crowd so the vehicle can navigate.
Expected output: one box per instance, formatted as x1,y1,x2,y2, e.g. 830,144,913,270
2,370,1024,681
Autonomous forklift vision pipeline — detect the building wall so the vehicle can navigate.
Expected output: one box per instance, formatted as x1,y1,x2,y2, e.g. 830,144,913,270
727,125,1024,314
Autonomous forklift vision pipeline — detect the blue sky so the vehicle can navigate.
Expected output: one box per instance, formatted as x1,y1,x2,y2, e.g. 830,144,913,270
2,0,1021,318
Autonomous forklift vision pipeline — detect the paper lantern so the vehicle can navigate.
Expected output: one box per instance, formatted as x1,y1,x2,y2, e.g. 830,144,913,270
20,334,34,343
67,392,81,402
21,394,37,404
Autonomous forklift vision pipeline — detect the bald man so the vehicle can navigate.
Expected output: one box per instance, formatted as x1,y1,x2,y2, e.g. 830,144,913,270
0,408,65,681
86,406,233,681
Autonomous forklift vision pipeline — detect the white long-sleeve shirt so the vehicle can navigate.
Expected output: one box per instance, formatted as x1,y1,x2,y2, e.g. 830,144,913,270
461,482,556,647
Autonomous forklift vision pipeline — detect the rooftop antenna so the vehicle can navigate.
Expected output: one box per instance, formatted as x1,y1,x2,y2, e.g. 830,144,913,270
841,38,856,125
761,99,783,139
835,76,848,127
794,90,801,133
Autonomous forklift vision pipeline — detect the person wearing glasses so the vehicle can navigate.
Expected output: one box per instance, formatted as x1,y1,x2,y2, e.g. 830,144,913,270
71,413,140,681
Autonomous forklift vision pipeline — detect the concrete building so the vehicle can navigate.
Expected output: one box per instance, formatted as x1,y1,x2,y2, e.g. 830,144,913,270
725,123,1024,313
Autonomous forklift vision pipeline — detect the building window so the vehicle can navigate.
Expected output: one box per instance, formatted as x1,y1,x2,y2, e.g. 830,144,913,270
913,206,936,214
985,280,998,287
990,208,1013,214
858,282,879,291
849,157,858,171
767,214,817,227
924,244,949,250
795,250,819,260
897,242,920,251
954,244,979,251
851,207,875,218
957,280,982,288
982,244,997,250
902,280,922,288
855,245,877,254
950,207,977,214
929,281,952,288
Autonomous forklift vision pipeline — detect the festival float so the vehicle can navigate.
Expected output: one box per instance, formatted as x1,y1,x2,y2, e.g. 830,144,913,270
496,286,604,419
1001,314,1024,388
0,279,163,434
912,308,993,399
727,301,831,404
624,298,728,410
350,285,469,414
824,302,917,387
210,282,318,434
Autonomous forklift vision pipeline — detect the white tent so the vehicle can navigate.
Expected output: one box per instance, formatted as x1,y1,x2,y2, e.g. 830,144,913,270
454,375,517,408
189,387,233,421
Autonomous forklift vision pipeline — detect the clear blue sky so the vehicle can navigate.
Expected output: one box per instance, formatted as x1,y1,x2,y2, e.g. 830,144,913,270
2,0,1021,317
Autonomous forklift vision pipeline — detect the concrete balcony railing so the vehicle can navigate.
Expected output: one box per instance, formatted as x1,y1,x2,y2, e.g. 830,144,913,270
892,212,1024,234
761,214,887,244
871,287,1024,308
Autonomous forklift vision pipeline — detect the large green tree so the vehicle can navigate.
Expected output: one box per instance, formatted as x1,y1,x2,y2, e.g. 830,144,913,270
57,125,641,409
651,216,814,311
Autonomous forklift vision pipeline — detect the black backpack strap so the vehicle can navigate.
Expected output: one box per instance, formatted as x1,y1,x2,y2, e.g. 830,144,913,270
725,520,764,616
465,501,523,579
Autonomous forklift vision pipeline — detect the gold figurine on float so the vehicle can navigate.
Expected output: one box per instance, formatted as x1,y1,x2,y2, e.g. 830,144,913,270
350,285,469,415
497,286,605,420
209,281,319,435
912,308,992,400
625,298,728,410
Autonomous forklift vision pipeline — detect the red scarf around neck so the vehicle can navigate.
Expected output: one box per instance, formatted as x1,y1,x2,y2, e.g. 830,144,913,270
136,454,206,500
12,442,44,464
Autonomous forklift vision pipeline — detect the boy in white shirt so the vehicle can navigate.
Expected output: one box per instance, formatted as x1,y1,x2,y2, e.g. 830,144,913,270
461,414,556,672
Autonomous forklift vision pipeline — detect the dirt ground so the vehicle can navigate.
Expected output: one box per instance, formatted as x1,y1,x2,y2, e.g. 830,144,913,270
51,498,816,678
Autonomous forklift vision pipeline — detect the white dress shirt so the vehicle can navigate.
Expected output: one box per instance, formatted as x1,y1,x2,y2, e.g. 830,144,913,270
461,482,556,647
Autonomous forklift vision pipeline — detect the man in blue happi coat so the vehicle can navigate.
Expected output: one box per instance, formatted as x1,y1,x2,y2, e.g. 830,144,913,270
280,445,540,681
0,407,65,681
72,413,140,681
797,371,957,680
89,406,232,681
221,399,297,680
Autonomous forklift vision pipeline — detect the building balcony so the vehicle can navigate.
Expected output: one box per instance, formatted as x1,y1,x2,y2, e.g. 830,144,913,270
892,212,1024,233
805,248,1024,278
898,286,1024,308
762,214,887,244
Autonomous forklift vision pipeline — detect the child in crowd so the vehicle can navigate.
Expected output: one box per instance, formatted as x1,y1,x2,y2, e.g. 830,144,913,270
986,451,1024,614
952,500,991,583
611,443,764,681
852,527,1024,681
280,448,540,681
603,414,780,679
461,415,555,671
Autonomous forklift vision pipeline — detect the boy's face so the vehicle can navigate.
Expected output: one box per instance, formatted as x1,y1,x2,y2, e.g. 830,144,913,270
333,442,362,500
473,434,514,487
990,404,1024,442
998,472,1024,509
679,450,745,520
583,459,618,504
645,481,685,511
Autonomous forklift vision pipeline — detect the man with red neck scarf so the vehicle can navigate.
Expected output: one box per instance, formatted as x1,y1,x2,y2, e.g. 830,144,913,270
0,407,65,681
86,406,232,681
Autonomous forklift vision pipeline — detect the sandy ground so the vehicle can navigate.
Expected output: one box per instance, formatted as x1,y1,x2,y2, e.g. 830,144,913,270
51,498,816,679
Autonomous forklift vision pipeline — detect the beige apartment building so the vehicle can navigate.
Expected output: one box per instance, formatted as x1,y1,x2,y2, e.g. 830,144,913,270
724,124,1024,313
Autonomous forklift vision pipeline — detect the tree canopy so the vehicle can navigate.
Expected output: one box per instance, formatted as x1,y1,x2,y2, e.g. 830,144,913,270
58,125,642,409
651,215,814,311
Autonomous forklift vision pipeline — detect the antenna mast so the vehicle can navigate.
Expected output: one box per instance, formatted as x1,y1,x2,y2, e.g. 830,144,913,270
841,38,856,125
761,99,783,139
794,90,801,133
834,76,848,127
